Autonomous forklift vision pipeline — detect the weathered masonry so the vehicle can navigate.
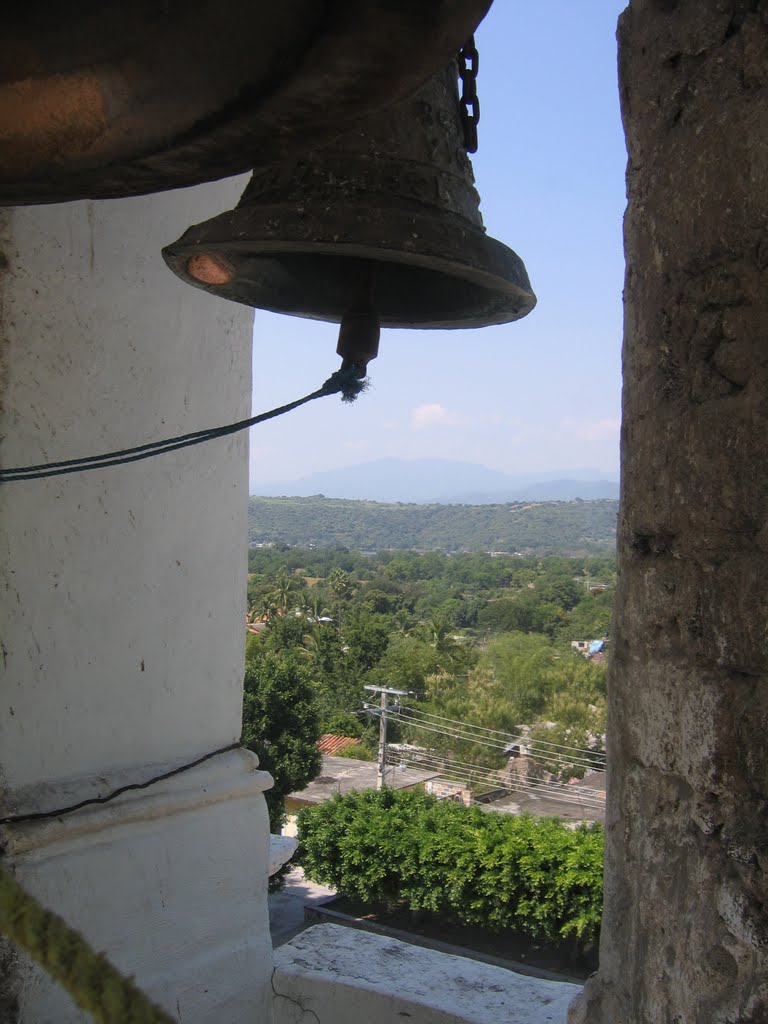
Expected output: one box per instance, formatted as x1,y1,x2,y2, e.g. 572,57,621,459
571,3,768,1021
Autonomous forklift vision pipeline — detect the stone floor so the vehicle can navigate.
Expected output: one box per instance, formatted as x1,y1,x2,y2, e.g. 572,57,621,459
268,867,336,947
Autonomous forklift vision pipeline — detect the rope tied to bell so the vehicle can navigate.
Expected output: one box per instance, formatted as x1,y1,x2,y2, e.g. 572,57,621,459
0,365,368,484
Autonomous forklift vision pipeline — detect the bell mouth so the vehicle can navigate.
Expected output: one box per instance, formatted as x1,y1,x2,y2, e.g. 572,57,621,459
163,203,536,330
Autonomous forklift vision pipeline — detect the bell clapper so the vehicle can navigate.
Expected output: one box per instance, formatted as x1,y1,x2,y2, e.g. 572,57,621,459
335,261,380,378
336,309,381,379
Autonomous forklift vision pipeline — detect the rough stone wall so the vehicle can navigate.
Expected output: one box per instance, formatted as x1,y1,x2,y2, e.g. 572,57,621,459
571,2,768,1022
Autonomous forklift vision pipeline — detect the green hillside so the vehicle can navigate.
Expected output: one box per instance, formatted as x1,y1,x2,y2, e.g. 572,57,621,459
247,496,618,554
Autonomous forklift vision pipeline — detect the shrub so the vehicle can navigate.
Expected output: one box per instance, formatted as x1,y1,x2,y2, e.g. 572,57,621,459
297,789,603,945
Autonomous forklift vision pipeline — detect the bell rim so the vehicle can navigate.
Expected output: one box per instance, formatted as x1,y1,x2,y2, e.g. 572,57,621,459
163,204,536,330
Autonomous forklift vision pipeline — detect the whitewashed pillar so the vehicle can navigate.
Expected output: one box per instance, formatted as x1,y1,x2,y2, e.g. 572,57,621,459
0,178,275,1022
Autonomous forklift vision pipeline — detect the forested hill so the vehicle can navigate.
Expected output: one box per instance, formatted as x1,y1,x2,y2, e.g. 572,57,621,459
248,496,618,554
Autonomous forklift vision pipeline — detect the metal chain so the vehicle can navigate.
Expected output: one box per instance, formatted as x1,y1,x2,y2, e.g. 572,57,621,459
457,35,480,153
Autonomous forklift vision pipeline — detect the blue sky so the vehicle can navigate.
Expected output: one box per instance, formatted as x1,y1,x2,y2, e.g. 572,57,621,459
248,1,628,491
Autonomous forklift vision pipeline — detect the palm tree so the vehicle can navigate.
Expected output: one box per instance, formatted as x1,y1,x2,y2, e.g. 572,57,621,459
248,596,275,625
421,613,451,653
270,566,297,615
328,568,351,629
393,608,411,636
299,629,320,660
305,590,331,622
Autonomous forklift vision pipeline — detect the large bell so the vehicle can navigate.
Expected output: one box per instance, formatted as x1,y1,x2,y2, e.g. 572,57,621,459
0,1,491,205
162,63,535,337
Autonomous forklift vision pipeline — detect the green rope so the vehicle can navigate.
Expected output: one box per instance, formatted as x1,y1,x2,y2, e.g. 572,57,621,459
0,865,175,1024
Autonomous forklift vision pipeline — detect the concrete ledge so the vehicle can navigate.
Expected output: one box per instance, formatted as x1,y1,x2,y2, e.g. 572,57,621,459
273,923,581,1024
269,834,299,876
303,899,581,983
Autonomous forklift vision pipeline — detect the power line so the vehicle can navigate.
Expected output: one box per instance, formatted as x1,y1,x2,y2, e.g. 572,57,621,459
389,751,605,810
399,705,607,770
400,705,606,764
389,709,605,775
389,711,597,773
387,750,604,812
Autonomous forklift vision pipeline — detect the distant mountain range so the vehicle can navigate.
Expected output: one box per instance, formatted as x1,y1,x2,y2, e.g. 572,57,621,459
251,458,620,504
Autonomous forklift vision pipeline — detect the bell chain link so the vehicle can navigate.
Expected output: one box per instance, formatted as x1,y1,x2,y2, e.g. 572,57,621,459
457,35,480,154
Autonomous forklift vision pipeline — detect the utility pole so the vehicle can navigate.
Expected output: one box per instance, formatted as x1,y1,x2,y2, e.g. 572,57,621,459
364,685,408,789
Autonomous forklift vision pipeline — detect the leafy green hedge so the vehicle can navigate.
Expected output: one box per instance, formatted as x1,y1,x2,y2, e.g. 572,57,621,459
297,789,603,945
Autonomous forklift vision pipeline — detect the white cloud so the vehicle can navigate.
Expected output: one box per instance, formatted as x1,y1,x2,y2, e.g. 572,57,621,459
410,403,467,430
559,417,621,441
577,418,621,441
343,439,369,450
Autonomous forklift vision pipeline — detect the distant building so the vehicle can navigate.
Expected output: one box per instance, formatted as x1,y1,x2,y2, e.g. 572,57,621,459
571,638,608,658
316,734,361,756
283,755,439,836
425,778,472,806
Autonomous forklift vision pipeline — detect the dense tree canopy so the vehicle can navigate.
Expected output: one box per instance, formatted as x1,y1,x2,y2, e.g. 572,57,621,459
242,548,613,788
248,496,618,554
243,541,612,900
241,646,322,831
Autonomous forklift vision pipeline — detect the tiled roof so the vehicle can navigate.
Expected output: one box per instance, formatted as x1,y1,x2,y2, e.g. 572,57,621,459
317,734,362,755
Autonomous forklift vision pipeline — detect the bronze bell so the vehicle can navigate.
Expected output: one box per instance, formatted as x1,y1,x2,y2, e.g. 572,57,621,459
162,63,535,362
0,2,492,205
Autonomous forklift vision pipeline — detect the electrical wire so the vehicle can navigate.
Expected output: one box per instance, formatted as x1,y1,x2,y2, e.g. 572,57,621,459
389,749,605,807
391,710,603,773
422,758,604,809
389,709,605,775
391,712,602,774
387,750,604,812
400,705,606,764
399,705,607,769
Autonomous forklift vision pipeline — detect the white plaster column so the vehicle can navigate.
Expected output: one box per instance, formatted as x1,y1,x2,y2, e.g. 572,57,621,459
0,177,274,1022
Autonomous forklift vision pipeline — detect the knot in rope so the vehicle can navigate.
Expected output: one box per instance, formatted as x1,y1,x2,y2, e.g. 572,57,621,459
320,365,370,404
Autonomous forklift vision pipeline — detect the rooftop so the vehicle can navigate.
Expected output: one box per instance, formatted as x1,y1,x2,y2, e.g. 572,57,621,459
316,734,362,755
288,755,439,805
481,771,606,824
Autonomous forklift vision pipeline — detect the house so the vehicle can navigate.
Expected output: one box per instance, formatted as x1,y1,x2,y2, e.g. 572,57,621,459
282,755,440,837
316,734,362,756
285,754,439,813
571,638,607,658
